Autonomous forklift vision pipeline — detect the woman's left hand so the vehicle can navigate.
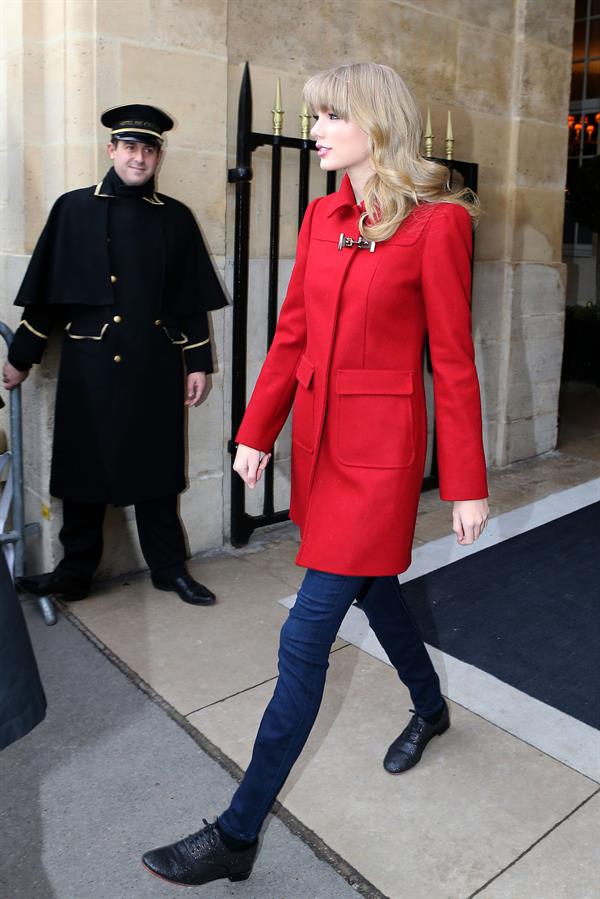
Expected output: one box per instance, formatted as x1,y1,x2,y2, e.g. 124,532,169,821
452,499,489,545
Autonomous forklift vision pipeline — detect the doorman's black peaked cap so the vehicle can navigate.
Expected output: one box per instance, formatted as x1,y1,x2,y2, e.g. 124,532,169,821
101,104,174,145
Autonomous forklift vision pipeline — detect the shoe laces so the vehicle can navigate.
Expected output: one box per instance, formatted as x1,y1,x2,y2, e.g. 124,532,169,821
186,819,218,857
406,710,428,743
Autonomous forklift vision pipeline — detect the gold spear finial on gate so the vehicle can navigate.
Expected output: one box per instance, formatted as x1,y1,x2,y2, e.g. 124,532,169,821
424,106,434,157
445,111,454,160
299,100,311,139
272,78,284,136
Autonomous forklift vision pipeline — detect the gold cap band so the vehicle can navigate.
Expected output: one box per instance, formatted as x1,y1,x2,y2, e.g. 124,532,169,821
111,126,163,140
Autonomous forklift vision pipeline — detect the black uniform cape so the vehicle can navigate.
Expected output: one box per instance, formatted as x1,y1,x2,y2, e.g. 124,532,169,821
15,183,227,314
10,176,228,506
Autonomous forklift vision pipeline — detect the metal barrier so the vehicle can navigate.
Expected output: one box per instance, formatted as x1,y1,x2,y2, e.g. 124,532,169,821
0,321,56,625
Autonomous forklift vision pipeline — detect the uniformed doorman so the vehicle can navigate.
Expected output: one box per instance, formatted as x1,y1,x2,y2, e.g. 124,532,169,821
2,104,227,605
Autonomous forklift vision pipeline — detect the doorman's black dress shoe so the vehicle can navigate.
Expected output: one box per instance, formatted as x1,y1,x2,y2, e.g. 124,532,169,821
142,819,257,886
384,701,450,774
15,570,91,602
151,571,216,605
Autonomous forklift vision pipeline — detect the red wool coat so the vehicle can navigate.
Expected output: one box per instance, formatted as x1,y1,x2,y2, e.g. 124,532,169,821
236,174,488,576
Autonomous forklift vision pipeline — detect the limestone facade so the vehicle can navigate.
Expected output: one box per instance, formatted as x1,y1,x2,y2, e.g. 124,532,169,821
0,0,574,575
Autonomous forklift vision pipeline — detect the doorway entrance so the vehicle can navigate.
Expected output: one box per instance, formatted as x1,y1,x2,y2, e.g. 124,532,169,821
560,0,600,460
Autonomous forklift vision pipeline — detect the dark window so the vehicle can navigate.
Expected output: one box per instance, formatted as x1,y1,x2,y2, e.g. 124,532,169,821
565,0,600,256
573,19,587,58
571,61,585,100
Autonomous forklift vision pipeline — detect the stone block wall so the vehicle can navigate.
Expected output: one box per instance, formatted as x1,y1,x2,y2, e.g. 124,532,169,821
0,0,574,575
0,0,229,574
227,0,573,471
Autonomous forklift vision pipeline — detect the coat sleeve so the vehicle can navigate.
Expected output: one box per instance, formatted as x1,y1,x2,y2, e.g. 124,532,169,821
179,307,213,375
421,203,488,501
235,198,319,452
7,306,56,370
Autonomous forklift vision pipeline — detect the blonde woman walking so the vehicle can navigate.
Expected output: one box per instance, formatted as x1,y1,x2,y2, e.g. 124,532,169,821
143,62,489,888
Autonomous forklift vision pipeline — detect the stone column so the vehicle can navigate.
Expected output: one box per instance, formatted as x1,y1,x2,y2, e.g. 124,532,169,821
0,0,229,576
493,0,573,465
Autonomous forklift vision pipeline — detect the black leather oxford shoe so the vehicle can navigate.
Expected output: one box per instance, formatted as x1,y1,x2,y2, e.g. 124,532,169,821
15,570,91,601
151,571,216,605
384,701,450,774
142,819,257,886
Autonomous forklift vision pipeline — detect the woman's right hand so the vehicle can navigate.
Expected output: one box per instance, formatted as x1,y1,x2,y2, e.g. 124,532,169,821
233,443,272,489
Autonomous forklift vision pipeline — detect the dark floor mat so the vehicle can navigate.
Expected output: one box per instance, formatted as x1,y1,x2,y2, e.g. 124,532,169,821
402,502,600,729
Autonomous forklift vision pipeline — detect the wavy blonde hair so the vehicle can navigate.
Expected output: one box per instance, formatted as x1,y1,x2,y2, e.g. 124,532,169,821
303,62,480,243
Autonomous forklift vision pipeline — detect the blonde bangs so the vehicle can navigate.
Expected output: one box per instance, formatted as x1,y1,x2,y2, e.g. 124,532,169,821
302,68,351,119
302,62,480,242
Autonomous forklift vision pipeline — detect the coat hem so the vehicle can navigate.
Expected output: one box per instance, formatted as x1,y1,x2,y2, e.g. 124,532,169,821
49,481,187,507
294,546,412,578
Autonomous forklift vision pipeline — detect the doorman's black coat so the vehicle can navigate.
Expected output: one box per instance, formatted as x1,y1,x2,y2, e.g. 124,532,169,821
14,180,226,314
0,551,46,751
9,172,228,505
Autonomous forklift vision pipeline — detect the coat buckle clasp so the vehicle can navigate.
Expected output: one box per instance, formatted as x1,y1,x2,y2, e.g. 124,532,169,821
338,233,376,253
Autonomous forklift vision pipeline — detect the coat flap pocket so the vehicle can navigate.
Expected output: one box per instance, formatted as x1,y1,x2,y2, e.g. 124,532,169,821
296,355,315,389
65,316,108,340
163,325,188,345
336,369,414,396
65,306,110,339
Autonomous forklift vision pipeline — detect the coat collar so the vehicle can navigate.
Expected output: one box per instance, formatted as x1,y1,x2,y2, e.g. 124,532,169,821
323,173,361,218
321,174,440,243
93,170,164,205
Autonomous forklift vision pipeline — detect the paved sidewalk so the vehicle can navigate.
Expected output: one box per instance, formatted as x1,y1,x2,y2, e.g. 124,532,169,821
0,604,368,899
4,415,600,898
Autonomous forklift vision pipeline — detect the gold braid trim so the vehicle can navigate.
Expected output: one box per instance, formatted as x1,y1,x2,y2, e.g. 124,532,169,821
65,322,109,341
21,320,49,340
184,338,210,351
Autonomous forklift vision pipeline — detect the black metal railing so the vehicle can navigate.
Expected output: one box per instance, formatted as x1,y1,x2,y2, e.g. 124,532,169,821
227,64,336,545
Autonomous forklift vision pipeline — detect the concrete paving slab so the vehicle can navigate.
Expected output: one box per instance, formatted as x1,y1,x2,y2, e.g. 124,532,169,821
67,555,342,718
0,603,368,899
236,536,305,594
189,645,597,899
477,792,600,899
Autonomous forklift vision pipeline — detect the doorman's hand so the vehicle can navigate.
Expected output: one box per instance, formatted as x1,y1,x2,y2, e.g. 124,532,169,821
233,443,272,489
2,361,29,390
185,372,207,407
452,498,489,545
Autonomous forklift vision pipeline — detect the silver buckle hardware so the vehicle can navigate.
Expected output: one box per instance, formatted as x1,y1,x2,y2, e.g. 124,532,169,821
338,232,376,253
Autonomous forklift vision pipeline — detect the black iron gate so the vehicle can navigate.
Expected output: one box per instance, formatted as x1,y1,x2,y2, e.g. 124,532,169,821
227,63,478,546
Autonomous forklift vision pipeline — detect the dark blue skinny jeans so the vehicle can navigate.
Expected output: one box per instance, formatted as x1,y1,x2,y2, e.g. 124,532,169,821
218,569,444,842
